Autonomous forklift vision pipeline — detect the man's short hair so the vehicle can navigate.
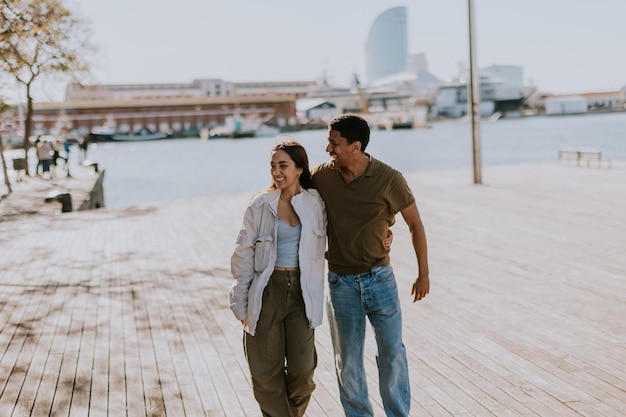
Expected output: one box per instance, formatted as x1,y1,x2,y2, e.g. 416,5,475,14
329,113,370,151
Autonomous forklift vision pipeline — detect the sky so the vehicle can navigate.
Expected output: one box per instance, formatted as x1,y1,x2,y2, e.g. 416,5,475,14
3,0,626,103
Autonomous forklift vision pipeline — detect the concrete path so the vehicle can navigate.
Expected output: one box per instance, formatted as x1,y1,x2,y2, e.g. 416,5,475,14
0,161,625,416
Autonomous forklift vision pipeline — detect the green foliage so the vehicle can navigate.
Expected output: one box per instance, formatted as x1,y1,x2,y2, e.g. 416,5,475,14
0,0,92,175
0,0,90,84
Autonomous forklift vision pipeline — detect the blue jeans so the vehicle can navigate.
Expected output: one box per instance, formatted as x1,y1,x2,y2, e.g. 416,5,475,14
327,264,410,417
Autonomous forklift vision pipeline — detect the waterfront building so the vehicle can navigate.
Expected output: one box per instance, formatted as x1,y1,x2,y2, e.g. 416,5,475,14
295,98,338,123
480,65,524,89
65,79,317,102
65,79,233,101
432,75,535,118
29,79,321,138
365,7,408,84
368,53,441,97
544,96,588,115
579,91,624,111
542,91,624,115
31,94,297,138
229,81,317,98
21,78,323,137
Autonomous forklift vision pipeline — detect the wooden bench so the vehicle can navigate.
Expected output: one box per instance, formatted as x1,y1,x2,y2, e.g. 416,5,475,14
558,148,611,168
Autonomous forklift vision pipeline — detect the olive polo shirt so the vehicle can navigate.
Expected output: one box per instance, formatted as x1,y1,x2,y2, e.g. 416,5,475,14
311,155,415,275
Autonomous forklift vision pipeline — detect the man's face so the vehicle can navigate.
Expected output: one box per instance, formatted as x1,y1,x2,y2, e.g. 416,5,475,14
325,129,354,169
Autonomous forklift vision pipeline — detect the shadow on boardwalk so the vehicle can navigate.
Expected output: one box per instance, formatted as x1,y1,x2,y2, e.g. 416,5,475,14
0,162,625,416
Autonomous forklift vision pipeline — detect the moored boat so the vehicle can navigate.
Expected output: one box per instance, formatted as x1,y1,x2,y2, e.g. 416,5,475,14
253,124,281,137
112,128,171,141
88,118,117,141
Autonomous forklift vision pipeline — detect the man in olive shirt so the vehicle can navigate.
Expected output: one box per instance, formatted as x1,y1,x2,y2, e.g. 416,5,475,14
311,113,430,417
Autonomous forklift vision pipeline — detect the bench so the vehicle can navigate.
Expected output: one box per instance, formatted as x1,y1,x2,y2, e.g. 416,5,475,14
83,160,99,173
558,148,611,168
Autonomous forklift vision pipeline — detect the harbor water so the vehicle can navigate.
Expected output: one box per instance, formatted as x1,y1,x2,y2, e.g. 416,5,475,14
39,112,626,208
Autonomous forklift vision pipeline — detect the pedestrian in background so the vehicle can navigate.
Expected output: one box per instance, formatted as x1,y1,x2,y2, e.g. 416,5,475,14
34,136,42,175
63,138,73,176
79,135,89,162
37,139,53,179
50,139,66,178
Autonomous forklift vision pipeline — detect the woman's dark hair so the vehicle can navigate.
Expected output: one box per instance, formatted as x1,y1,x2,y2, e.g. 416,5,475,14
269,138,313,190
329,113,370,151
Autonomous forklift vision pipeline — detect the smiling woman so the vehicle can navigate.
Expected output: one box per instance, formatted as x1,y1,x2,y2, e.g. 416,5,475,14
229,139,327,417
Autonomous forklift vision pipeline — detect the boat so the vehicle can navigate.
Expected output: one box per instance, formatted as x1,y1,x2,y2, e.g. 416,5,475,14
209,125,254,139
88,124,171,142
252,124,281,137
88,117,117,141
208,115,256,139
112,128,171,141
365,109,430,130
208,123,281,139
203,116,281,140
199,127,211,140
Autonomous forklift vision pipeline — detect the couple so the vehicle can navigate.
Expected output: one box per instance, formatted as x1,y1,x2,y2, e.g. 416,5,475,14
229,113,430,417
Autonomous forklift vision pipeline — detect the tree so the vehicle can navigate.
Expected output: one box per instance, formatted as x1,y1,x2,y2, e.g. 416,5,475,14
0,98,11,194
0,0,91,176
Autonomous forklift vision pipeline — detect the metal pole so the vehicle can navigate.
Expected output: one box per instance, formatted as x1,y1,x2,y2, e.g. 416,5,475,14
468,0,482,184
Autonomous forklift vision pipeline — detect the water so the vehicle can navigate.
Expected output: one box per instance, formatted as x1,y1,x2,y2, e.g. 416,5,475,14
81,112,626,208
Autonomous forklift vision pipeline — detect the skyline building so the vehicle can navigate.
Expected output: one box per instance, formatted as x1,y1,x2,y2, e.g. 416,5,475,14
365,6,408,85
480,65,524,88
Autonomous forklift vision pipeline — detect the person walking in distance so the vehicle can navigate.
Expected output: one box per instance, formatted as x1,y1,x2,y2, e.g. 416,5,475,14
37,139,53,179
311,113,430,417
79,135,89,162
229,139,327,417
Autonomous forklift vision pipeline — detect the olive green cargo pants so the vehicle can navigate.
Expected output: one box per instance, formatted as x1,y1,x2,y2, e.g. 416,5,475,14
244,269,317,417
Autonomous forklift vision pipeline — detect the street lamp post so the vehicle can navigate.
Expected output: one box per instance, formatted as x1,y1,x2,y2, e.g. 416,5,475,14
468,0,482,184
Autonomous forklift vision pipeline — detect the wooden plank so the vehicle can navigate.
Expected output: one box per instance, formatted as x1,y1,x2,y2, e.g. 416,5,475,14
121,281,148,417
11,284,68,416
88,265,111,416
48,288,91,416
107,277,130,416
30,285,77,417
67,281,99,417
134,281,167,416
0,280,47,413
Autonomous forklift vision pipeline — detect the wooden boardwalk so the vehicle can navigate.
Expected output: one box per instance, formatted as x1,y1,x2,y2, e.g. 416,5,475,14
0,162,625,416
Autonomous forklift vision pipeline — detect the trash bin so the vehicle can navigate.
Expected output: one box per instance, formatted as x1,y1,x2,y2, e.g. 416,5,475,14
12,158,26,181
12,158,26,171
45,191,73,213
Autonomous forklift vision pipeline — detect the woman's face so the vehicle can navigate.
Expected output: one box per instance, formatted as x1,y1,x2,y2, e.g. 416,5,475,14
271,149,303,191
